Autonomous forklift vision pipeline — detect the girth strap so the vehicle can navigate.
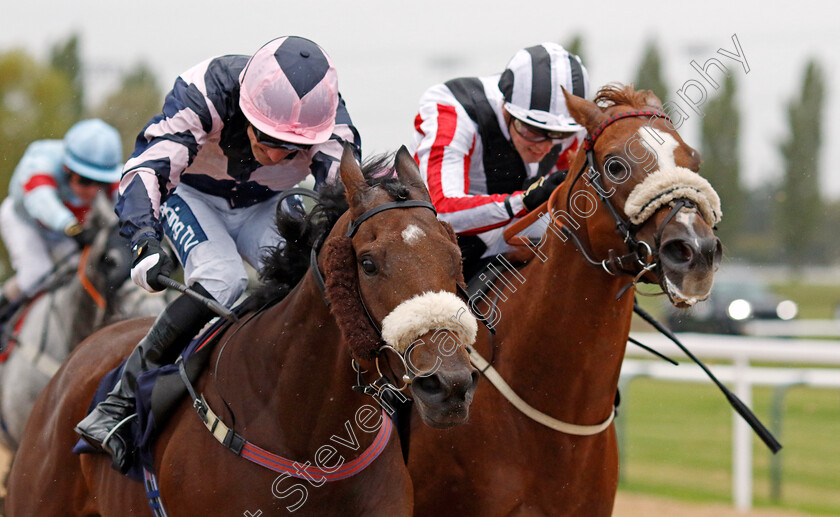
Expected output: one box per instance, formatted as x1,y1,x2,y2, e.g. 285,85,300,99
177,358,395,481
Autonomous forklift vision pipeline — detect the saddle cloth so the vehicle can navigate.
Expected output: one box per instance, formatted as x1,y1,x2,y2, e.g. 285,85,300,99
72,303,249,482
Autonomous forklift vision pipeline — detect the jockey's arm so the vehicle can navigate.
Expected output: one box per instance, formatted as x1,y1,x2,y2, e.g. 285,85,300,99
308,95,361,189
21,174,78,234
413,101,528,237
115,71,213,246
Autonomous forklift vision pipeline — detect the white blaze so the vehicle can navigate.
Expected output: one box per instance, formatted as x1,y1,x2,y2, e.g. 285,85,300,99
402,224,426,245
638,128,678,171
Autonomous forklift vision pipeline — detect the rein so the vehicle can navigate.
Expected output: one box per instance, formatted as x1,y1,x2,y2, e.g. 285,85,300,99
77,245,106,310
178,191,441,482
476,110,689,437
505,110,672,281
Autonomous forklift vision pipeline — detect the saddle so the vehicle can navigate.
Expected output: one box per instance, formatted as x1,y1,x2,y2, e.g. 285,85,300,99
73,301,254,482
464,255,528,301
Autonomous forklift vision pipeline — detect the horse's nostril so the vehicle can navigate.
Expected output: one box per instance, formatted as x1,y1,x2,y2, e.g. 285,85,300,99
662,240,694,264
415,374,443,396
714,240,723,266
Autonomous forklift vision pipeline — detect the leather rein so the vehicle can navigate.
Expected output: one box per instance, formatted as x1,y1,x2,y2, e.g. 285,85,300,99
176,190,439,486
505,110,692,291
283,188,439,394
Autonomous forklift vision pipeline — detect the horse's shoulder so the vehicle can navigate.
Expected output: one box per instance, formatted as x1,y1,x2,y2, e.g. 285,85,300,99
65,318,153,371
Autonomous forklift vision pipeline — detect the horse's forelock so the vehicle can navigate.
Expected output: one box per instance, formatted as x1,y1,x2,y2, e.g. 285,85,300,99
362,153,411,202
254,152,417,307
594,83,662,110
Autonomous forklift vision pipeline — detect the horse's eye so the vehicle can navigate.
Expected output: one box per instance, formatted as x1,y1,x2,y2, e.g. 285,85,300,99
605,158,629,180
360,258,378,275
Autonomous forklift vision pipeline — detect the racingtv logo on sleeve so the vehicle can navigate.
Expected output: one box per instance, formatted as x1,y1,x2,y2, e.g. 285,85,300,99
161,195,207,261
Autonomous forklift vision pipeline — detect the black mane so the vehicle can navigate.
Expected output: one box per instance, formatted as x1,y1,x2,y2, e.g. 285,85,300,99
248,152,407,307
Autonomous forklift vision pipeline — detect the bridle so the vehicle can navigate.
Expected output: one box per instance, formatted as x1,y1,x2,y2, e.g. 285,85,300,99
346,199,446,395
278,187,442,396
506,109,695,291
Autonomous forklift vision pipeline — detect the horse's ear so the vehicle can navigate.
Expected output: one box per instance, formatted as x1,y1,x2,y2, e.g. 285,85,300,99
563,87,607,134
339,143,367,205
638,89,663,110
394,146,431,201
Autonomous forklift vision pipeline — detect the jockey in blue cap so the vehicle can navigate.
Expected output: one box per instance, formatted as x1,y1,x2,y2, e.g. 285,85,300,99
0,119,122,314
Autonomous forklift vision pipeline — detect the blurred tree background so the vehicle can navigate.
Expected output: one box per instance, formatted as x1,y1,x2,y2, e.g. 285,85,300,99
0,34,162,278
776,59,826,269
0,34,833,276
630,39,831,269
700,74,743,253
634,39,669,104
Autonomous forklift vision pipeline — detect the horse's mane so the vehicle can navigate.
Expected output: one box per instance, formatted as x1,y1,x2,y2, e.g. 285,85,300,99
594,83,663,111
248,153,405,307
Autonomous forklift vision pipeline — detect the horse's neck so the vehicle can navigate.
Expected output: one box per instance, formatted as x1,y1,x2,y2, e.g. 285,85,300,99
106,281,168,324
203,271,372,454
495,202,634,422
17,278,93,358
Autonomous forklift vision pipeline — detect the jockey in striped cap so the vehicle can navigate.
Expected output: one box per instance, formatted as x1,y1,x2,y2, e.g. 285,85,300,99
76,36,361,473
410,42,589,280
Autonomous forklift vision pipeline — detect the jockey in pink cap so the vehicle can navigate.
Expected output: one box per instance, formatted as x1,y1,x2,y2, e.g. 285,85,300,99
76,36,361,472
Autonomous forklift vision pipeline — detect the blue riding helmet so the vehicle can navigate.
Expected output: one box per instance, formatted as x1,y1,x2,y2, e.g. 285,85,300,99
63,119,124,183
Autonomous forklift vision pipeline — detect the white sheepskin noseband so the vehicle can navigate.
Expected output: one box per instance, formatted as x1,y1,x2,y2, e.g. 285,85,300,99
624,166,722,226
380,291,477,354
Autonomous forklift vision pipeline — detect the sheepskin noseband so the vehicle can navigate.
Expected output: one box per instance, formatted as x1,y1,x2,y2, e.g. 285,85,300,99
623,166,722,227
381,291,477,354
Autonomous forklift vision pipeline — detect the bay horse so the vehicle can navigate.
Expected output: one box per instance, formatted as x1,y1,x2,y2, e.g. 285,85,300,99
0,197,167,449
408,84,723,516
7,146,479,516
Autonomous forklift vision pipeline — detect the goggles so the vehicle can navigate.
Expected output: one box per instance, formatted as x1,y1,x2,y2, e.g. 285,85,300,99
66,168,111,188
251,126,313,152
511,118,576,143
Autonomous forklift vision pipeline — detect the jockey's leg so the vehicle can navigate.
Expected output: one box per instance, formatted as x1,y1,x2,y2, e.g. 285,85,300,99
74,282,216,473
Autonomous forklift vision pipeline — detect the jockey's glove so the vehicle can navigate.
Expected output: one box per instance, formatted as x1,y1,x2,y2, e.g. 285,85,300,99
521,171,566,212
130,236,175,292
65,221,97,248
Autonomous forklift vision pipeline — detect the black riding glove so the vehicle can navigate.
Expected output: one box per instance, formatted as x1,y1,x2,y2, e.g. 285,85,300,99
130,236,175,292
521,171,566,212
65,222,97,248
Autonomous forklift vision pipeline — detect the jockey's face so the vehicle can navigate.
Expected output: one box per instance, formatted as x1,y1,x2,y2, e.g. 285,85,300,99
506,113,574,164
65,167,109,204
247,125,304,166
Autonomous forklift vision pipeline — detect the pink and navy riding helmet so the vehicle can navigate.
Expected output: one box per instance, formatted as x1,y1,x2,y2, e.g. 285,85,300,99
239,36,339,145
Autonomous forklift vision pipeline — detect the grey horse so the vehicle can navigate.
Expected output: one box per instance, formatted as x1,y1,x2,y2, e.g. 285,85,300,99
0,196,168,449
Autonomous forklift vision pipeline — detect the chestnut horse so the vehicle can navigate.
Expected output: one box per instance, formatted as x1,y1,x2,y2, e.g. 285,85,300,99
409,85,723,516
7,146,479,516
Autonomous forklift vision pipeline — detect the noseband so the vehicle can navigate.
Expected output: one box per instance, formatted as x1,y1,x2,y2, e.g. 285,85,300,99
303,195,441,393
573,110,676,279
507,110,699,288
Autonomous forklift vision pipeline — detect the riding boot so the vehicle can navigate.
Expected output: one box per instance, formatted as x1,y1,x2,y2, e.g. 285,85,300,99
74,283,217,473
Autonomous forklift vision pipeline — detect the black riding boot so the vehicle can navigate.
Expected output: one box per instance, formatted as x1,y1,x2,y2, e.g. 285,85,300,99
74,283,217,473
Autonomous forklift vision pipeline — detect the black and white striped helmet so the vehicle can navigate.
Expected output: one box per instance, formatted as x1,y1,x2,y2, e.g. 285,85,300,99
498,42,589,132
